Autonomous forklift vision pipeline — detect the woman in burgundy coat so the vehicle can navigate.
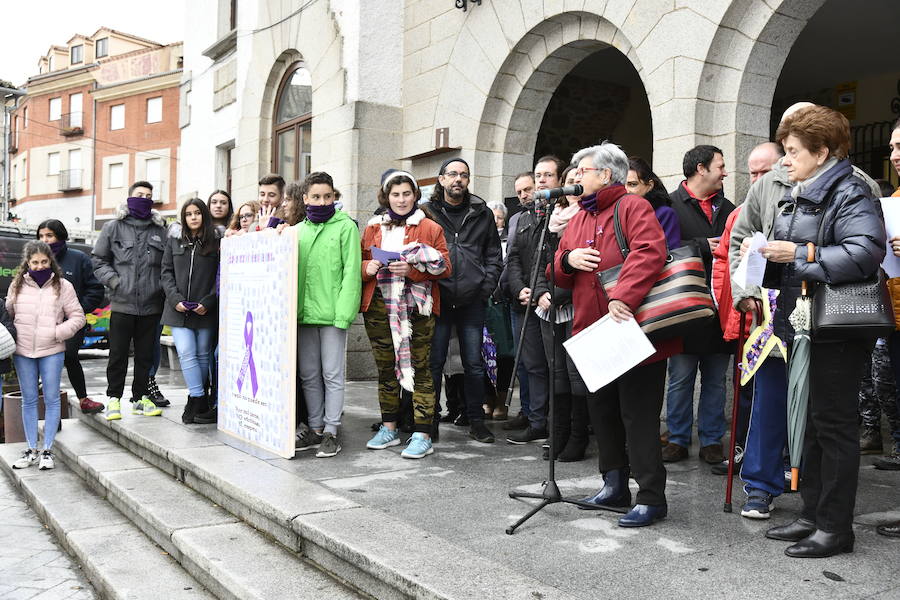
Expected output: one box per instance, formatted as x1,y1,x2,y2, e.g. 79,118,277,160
552,142,681,527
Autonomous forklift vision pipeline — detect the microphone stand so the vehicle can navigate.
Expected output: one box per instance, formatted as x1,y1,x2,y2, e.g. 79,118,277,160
505,195,626,536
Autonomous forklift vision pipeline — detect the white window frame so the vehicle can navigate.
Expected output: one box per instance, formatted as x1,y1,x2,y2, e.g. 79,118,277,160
146,97,162,124
70,92,83,128
96,37,108,58
48,152,60,176
49,97,62,121
110,104,125,130
71,44,83,64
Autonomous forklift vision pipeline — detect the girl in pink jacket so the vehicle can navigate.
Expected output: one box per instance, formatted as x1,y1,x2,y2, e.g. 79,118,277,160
7,241,85,471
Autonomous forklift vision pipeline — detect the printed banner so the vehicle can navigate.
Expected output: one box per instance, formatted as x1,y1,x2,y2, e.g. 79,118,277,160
218,228,298,458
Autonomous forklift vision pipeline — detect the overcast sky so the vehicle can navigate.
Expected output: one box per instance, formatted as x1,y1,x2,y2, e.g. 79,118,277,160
1,0,187,87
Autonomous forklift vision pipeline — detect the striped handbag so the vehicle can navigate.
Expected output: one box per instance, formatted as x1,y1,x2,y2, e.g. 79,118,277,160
597,199,715,341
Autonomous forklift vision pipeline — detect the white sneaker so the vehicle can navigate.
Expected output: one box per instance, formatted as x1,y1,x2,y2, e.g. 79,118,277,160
13,448,38,469
38,450,55,470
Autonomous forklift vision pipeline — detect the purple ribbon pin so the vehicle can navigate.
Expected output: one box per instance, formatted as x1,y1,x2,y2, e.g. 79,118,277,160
236,311,259,397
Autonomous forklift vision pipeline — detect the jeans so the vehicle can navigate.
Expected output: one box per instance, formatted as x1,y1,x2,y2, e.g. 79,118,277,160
14,352,66,450
106,312,161,401
171,327,214,397
430,301,487,422
509,309,531,416
63,326,88,399
149,323,164,378
740,358,787,497
298,325,348,435
665,353,730,447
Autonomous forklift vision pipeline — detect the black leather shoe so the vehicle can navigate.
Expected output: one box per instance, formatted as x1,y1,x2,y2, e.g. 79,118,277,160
877,522,900,537
765,518,816,542
579,468,631,509
785,529,854,558
468,421,495,443
618,504,667,527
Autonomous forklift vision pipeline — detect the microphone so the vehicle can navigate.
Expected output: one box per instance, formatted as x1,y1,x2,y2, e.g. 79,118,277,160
534,184,583,201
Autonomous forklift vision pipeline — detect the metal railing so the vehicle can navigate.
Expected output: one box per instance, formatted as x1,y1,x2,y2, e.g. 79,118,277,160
60,112,84,135
850,120,894,181
58,169,83,191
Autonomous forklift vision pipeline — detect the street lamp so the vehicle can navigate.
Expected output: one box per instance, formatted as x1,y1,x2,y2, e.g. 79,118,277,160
1,85,27,223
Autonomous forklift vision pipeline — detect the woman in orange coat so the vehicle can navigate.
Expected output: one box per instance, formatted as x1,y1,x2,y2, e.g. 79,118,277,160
360,171,451,458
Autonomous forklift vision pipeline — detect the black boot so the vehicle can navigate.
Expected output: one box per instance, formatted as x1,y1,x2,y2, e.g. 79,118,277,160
784,529,854,558
579,467,632,508
194,404,218,424
439,374,463,423
182,395,201,424
558,394,589,462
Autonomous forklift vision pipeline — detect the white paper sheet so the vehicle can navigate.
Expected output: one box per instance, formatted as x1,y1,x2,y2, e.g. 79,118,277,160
562,315,655,393
880,197,900,278
732,231,769,290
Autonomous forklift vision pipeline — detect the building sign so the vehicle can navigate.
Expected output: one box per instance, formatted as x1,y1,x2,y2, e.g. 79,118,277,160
94,51,163,86
218,229,298,458
835,81,857,121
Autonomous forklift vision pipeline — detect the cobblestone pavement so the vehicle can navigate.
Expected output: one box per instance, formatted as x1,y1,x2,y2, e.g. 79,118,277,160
0,469,97,600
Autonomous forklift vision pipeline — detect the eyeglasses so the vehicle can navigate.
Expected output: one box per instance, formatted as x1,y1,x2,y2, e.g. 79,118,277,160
443,171,470,180
575,167,599,177
239,213,254,220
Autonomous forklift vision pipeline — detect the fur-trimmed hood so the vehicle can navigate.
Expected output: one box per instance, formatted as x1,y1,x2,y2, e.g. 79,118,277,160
115,201,166,227
366,208,426,227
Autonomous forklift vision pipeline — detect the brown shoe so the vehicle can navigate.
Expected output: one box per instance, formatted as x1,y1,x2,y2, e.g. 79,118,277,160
699,443,724,464
661,442,688,463
80,397,105,414
659,430,670,446
492,405,509,421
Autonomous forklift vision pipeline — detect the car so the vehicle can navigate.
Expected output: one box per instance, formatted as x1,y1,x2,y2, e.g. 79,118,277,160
0,225,110,349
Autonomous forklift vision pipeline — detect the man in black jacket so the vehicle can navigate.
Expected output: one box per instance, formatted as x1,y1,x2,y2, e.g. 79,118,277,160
424,158,503,443
664,145,735,465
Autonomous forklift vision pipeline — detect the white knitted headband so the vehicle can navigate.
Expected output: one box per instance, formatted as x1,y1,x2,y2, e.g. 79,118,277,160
382,170,419,192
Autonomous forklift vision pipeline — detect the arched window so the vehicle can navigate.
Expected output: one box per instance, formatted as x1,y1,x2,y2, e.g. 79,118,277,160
272,62,312,181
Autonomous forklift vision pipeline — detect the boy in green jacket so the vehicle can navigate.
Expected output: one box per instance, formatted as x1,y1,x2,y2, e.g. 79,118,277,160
295,171,362,458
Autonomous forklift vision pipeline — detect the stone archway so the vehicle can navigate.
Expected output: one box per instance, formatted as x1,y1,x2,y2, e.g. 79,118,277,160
695,0,826,203
472,12,649,203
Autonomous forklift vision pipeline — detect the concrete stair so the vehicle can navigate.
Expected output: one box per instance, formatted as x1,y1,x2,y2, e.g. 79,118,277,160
26,403,568,600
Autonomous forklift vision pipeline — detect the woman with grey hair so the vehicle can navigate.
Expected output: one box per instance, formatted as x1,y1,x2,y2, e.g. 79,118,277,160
552,142,680,527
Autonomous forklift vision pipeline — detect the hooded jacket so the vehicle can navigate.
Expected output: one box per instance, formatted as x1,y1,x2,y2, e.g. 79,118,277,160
6,274,86,359
765,159,886,342
160,230,220,329
92,203,167,316
422,193,503,307
296,209,362,330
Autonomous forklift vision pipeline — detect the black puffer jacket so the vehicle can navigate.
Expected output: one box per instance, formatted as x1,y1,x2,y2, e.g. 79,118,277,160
57,244,105,314
160,233,220,329
422,194,503,307
765,159,886,342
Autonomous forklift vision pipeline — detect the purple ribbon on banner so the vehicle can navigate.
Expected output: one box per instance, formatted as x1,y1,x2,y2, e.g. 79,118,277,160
236,311,259,397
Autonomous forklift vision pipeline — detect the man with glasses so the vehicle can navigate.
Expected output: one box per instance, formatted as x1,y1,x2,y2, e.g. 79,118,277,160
92,181,168,420
424,158,503,443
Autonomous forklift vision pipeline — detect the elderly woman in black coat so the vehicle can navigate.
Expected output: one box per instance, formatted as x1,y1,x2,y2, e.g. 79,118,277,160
757,105,885,558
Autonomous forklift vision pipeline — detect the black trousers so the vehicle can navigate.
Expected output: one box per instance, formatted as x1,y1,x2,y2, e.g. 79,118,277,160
106,312,161,401
800,340,870,533
588,359,668,506
64,326,88,399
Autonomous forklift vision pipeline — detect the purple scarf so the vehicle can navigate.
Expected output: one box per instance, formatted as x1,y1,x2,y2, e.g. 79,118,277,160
387,206,416,222
306,203,336,224
127,196,153,220
49,240,66,257
578,192,599,215
29,269,52,287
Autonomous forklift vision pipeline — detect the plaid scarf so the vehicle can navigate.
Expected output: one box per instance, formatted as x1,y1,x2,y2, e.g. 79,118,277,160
376,243,447,391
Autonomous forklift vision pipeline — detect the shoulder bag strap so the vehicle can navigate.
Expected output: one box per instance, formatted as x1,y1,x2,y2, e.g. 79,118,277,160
612,198,629,259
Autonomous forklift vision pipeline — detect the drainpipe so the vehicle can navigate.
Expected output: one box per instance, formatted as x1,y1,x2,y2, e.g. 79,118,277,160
0,86,27,223
90,90,97,236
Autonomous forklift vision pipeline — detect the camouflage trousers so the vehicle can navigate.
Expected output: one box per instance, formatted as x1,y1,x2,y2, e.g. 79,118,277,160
858,337,900,433
363,290,436,432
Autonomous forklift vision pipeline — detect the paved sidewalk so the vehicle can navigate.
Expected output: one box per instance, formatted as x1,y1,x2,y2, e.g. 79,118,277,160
0,469,97,600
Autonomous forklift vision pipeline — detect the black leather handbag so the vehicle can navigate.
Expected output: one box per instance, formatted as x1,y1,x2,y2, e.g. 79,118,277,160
810,194,895,341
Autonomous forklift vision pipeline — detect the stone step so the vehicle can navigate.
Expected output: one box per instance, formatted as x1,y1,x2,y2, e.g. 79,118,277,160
0,442,214,600
47,419,365,600
68,402,568,600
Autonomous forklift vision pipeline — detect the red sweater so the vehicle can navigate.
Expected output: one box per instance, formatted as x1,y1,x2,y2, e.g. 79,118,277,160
551,184,681,363
711,207,752,342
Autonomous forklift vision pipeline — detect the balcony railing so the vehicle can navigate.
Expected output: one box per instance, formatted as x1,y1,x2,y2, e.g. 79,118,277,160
58,169,83,191
146,180,165,203
60,112,84,136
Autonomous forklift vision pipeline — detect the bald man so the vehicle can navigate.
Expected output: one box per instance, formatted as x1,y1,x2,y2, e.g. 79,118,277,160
727,103,883,520
747,142,783,184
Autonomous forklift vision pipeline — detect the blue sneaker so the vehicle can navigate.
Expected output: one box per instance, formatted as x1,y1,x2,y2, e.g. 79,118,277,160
741,489,774,519
366,425,401,450
401,432,433,459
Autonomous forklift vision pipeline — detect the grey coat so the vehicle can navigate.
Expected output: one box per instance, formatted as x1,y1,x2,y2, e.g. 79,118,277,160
764,159,886,342
91,203,167,316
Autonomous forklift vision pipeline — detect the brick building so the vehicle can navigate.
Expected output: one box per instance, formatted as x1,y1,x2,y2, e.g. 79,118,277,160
7,28,182,233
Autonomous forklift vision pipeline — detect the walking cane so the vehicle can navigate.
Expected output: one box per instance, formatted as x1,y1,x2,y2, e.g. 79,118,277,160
724,310,748,513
